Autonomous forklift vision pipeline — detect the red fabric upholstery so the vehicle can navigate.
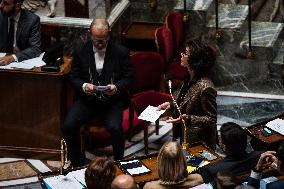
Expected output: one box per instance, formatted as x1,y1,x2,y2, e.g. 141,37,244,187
128,52,165,141
155,26,174,70
131,90,172,154
86,108,143,147
132,90,172,114
155,26,187,81
130,52,164,94
166,11,184,52
168,62,187,80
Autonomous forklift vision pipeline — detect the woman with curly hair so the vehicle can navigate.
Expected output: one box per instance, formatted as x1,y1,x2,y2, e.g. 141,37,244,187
158,39,217,149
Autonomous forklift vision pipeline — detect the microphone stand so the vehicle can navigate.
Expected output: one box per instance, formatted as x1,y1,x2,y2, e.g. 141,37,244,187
60,138,69,175
168,80,189,151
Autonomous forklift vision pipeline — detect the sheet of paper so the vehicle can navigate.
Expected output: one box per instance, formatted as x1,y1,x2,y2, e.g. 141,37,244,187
190,183,212,189
0,53,45,70
67,168,86,187
138,105,165,122
0,53,6,58
120,159,151,176
266,118,284,136
43,174,84,189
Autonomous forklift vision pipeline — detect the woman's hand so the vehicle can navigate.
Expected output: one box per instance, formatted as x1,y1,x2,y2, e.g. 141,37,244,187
157,102,170,111
166,114,188,123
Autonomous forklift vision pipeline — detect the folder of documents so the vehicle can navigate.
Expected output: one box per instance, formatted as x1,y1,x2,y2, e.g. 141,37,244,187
266,118,284,136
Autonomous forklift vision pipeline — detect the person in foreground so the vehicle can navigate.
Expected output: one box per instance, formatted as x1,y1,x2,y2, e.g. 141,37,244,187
111,174,139,189
199,122,261,183
247,141,284,189
62,18,133,166
143,141,203,189
85,157,116,189
0,0,41,65
157,39,217,149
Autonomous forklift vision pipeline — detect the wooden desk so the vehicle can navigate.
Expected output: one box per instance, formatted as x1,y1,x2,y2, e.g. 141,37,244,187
38,142,222,188
115,142,222,185
246,113,284,151
122,22,163,51
0,57,72,160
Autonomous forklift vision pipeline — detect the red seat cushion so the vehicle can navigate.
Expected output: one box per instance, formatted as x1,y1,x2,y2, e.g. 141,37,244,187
86,108,143,148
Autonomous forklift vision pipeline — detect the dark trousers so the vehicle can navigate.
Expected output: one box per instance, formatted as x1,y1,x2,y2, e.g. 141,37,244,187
62,98,125,167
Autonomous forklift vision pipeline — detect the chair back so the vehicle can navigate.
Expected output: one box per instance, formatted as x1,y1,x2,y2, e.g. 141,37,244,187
155,26,174,71
130,51,164,95
132,90,172,114
166,11,184,52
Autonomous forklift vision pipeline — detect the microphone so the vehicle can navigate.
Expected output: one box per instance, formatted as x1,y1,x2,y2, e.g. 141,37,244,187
168,80,172,94
167,78,189,150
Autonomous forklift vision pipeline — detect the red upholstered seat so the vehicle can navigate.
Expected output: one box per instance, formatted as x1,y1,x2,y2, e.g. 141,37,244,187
130,51,164,94
131,90,172,154
166,11,184,56
128,52,165,142
155,26,187,83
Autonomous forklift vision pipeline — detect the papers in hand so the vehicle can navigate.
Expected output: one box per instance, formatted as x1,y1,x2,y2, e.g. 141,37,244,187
138,105,165,122
0,53,6,58
190,183,213,189
266,118,284,136
94,85,109,91
119,159,151,176
0,53,46,70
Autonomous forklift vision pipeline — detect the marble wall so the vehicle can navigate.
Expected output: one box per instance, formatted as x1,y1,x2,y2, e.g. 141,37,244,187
129,0,177,23
32,0,284,95
129,0,284,95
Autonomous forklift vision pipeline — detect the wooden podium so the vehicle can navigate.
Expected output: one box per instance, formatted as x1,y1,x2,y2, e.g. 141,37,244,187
0,57,72,160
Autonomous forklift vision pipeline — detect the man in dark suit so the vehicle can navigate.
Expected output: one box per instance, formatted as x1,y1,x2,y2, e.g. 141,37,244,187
0,0,41,65
200,122,261,183
247,142,284,189
62,18,133,167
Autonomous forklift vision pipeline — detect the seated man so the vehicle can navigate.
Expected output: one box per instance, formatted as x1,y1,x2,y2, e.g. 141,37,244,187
111,174,138,189
62,18,133,167
247,141,284,189
199,122,262,183
0,0,41,65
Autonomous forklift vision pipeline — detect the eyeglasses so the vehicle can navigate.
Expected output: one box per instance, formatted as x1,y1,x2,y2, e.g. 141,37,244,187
181,47,191,58
181,52,189,58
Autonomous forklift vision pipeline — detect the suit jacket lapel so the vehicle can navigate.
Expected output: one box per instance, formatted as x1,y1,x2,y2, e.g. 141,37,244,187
85,41,97,83
102,39,113,76
16,10,25,42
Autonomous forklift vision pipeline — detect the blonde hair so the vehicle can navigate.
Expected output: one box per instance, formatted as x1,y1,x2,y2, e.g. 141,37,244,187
157,141,188,185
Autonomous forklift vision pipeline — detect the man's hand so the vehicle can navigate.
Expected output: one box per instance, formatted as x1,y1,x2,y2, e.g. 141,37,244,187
0,55,15,65
84,83,95,95
166,114,188,123
103,84,117,96
255,151,277,173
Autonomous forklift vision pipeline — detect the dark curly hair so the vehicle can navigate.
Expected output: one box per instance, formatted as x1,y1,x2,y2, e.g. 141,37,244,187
85,157,116,189
185,39,216,78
